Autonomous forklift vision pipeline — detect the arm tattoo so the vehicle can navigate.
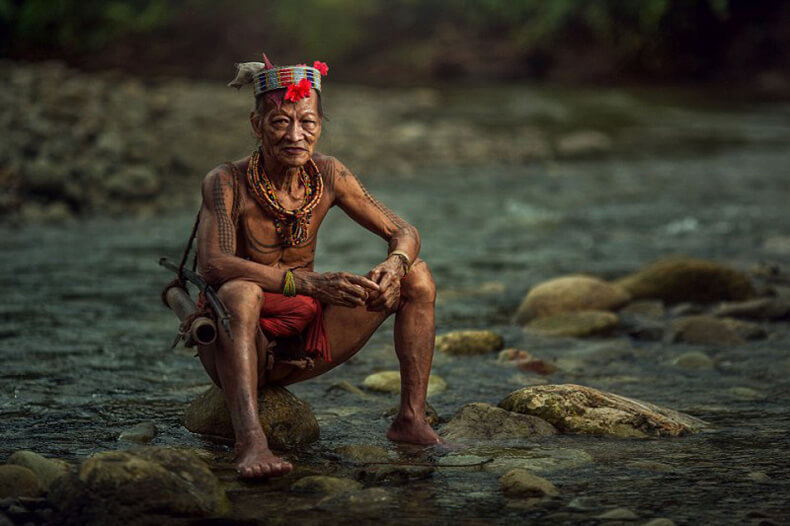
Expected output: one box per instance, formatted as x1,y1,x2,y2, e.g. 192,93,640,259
355,176,408,229
213,176,235,255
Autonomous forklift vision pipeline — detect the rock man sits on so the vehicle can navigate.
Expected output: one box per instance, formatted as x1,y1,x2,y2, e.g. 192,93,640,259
194,54,441,478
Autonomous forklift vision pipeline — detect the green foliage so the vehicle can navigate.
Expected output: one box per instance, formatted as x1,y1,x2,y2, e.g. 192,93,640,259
4,0,173,51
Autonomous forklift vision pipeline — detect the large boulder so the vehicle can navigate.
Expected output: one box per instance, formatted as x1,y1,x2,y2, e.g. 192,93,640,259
527,310,619,338
6,450,70,489
0,465,44,498
435,330,504,356
440,403,557,440
183,385,319,449
498,384,706,438
516,275,630,323
362,371,447,396
615,258,756,304
49,448,228,522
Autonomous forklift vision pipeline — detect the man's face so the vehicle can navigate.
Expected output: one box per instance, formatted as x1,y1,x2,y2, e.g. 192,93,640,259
254,90,322,169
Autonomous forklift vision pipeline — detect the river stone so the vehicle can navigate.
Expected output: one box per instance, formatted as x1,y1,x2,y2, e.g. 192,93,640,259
500,468,559,498
362,371,447,396
291,475,361,496
49,448,227,520
435,330,504,355
118,422,157,444
527,310,619,338
318,487,393,513
671,351,715,370
6,451,69,489
497,349,558,375
555,130,613,157
667,316,745,346
713,297,790,320
0,465,44,498
498,384,706,438
720,317,767,340
615,258,756,304
445,447,592,475
643,520,676,526
516,275,630,324
440,403,557,440
183,385,319,449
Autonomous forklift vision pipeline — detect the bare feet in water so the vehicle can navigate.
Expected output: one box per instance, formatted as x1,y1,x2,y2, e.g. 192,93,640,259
386,414,444,445
234,433,293,478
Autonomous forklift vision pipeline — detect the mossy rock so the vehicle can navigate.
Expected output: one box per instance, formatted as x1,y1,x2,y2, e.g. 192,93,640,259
527,310,619,338
440,403,557,440
435,330,504,356
499,384,707,438
616,258,756,304
183,385,319,449
362,371,447,396
516,275,630,323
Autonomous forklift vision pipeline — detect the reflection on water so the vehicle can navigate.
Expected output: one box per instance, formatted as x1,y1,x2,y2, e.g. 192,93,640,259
1,90,790,523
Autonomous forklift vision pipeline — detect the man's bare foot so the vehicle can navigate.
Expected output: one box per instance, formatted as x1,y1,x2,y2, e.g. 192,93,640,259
387,414,444,445
234,434,293,479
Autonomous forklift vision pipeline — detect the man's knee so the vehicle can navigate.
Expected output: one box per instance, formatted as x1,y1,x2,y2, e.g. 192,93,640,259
217,280,264,319
401,259,436,303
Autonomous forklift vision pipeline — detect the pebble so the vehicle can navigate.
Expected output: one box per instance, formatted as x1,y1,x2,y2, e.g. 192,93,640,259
671,351,715,370
291,476,361,496
500,468,559,498
118,422,157,444
435,330,504,356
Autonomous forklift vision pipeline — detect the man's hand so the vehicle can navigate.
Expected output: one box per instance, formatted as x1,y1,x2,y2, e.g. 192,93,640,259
366,256,407,311
299,272,380,308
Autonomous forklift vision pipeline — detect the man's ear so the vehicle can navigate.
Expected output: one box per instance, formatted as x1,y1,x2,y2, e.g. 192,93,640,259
250,110,264,140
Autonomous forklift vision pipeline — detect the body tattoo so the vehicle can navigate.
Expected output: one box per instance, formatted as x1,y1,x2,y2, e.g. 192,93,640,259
213,176,236,255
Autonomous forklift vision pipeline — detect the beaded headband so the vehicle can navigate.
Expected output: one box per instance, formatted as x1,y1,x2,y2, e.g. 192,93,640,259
227,53,328,102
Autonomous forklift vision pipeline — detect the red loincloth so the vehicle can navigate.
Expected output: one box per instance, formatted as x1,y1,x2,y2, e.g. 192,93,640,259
259,293,331,363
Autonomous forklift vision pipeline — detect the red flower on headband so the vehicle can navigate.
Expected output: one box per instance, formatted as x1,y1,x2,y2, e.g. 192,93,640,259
285,78,312,102
313,61,329,76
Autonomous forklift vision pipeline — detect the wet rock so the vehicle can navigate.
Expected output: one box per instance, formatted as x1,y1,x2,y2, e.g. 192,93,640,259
356,464,434,485
183,385,319,449
333,445,392,463
362,371,447,396
291,475,361,496
621,316,665,341
643,519,676,526
498,384,706,438
515,275,630,323
713,297,790,320
118,422,157,444
0,466,44,498
670,351,715,370
555,130,613,157
326,380,368,397
500,468,558,498
435,330,504,355
615,258,756,304
49,447,227,520
6,451,69,489
527,310,619,338
497,349,559,375
440,403,557,440
619,299,665,318
667,316,745,346
383,402,440,426
445,447,592,475
596,507,639,520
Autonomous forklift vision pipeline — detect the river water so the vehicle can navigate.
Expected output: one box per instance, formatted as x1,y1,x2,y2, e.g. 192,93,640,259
1,87,790,524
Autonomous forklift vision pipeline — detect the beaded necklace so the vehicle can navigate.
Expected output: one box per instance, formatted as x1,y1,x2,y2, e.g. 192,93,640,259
246,149,323,247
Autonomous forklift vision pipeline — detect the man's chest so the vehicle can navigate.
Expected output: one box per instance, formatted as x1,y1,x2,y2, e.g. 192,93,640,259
236,195,330,268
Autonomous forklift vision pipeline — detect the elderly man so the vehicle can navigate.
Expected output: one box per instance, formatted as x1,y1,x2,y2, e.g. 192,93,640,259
194,55,440,478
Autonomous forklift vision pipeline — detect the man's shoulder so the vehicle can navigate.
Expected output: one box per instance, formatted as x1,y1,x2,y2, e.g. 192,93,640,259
312,152,340,175
202,159,247,188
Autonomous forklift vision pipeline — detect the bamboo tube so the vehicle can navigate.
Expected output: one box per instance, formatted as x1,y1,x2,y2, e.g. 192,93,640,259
163,286,217,346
